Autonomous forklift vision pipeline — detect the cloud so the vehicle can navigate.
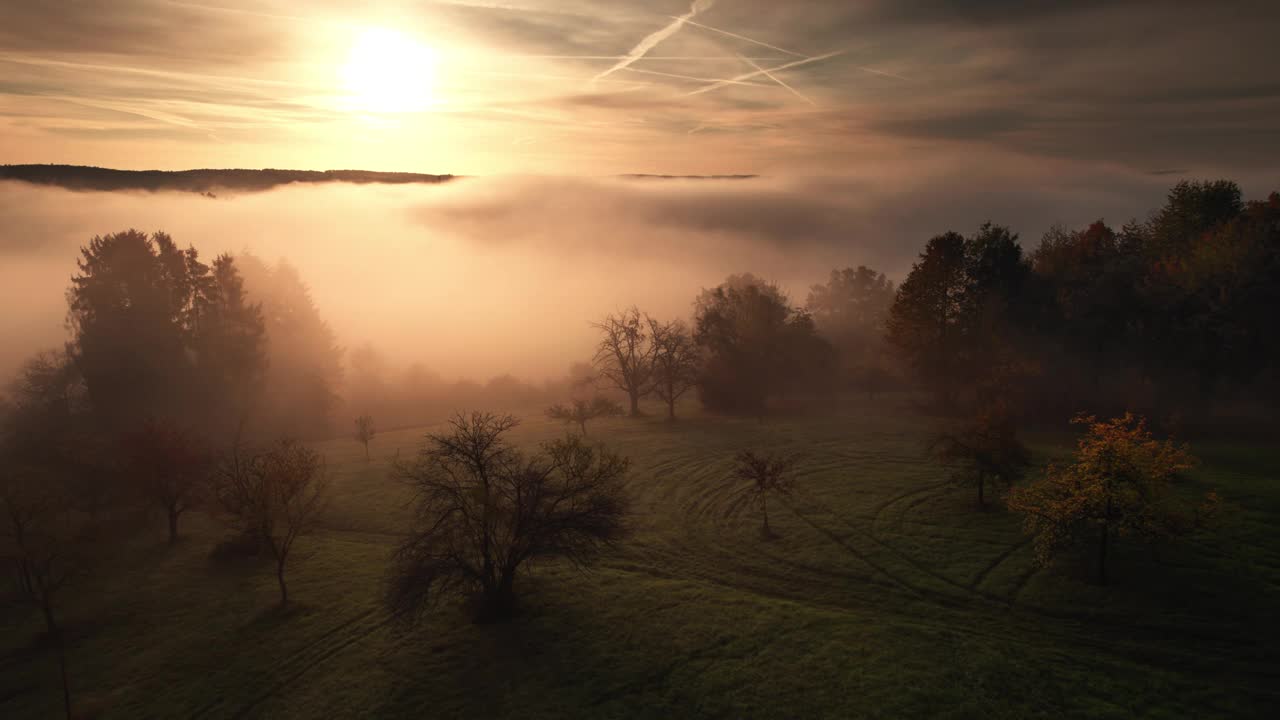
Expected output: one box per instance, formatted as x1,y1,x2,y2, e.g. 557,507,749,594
2,0,1276,175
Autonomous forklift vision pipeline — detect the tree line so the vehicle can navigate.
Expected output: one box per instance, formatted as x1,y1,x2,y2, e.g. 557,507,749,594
561,180,1279,426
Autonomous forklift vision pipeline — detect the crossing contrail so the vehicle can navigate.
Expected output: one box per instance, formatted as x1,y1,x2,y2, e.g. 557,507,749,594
686,50,847,97
592,0,717,84
677,17,808,58
737,54,815,105
621,66,773,88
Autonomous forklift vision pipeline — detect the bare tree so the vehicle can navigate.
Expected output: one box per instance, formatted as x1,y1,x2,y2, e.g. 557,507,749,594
217,438,328,605
354,414,376,460
647,318,700,420
387,413,629,624
592,307,654,416
546,397,624,435
122,420,211,545
731,450,798,538
1,470,78,720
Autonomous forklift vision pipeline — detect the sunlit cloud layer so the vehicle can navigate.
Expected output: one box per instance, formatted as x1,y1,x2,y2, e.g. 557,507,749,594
2,1,1278,174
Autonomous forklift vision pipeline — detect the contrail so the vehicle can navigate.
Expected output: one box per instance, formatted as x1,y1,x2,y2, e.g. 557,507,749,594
676,17,807,58
737,54,815,105
686,50,847,97
592,0,717,84
621,66,772,87
852,65,913,82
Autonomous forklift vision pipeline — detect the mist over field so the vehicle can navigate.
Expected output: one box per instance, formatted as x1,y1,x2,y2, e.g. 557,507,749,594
0,158,1226,384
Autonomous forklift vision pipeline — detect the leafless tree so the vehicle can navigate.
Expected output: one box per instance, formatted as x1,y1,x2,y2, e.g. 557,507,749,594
122,420,211,545
387,413,629,624
216,438,328,605
592,307,654,416
354,414,376,460
546,397,624,435
647,318,700,420
1,469,79,720
731,450,799,538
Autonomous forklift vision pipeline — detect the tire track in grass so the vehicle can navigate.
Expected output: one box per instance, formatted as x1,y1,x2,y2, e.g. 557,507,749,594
779,497,933,599
189,607,388,719
866,481,951,535
230,612,393,720
969,537,1034,591
602,559,1280,704
790,489,982,602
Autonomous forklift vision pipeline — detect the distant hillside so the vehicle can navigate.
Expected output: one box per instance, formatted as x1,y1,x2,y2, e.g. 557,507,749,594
0,164,457,194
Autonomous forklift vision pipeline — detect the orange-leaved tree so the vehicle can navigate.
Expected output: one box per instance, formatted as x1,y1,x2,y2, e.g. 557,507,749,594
1007,413,1216,585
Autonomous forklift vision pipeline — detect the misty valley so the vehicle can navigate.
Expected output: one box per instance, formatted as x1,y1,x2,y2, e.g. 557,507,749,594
1,172,1277,719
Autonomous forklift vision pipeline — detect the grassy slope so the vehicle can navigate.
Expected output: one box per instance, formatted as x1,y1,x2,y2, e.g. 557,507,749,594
2,396,1277,719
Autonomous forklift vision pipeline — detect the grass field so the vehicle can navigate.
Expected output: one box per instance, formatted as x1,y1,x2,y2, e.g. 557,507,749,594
3,395,1278,718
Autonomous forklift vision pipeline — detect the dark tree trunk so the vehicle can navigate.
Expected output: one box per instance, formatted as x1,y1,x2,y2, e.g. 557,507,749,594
55,632,71,720
168,509,179,545
579,420,588,435
277,561,289,605
476,576,517,622
42,600,58,636
667,397,676,421
761,497,771,537
364,442,370,461
628,391,640,416
1097,522,1109,586
1098,496,1112,585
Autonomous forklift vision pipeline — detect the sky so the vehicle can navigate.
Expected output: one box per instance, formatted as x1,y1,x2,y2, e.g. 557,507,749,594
2,1,1280,384
2,0,1279,176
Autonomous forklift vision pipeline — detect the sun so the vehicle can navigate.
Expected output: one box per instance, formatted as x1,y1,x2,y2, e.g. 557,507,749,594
341,28,438,113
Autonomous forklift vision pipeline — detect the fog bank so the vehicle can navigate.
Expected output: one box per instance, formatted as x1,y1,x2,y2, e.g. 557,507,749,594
0,162,1232,383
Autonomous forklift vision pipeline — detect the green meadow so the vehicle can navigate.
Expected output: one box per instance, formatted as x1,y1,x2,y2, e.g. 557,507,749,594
3,396,1277,719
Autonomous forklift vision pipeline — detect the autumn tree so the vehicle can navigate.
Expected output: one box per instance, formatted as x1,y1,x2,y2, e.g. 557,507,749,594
1007,413,1216,585
647,317,699,420
546,397,623,435
123,421,211,545
695,275,835,414
354,414,376,460
886,233,969,408
387,413,629,623
216,438,329,605
592,308,655,416
730,450,798,538
1029,221,1140,409
931,402,1030,508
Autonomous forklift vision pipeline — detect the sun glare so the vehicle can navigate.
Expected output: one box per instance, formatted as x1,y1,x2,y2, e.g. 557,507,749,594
341,27,438,113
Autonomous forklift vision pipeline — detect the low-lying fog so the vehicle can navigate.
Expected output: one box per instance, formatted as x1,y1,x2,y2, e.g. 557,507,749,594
0,162,1239,383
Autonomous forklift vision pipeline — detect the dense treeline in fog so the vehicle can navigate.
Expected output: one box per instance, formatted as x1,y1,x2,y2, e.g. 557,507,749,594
3,178,1278,452
888,180,1280,429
